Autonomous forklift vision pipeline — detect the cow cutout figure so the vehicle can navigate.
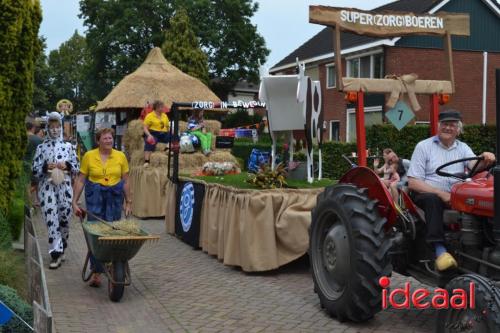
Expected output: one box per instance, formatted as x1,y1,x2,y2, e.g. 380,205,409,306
258,60,324,183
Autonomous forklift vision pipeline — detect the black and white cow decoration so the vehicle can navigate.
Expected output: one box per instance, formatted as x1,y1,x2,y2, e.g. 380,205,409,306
297,62,324,183
258,60,324,183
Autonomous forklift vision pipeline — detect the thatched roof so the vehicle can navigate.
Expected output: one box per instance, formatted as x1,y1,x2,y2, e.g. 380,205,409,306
95,47,220,111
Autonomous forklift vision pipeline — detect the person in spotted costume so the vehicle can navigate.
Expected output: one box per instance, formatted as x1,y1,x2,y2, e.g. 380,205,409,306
32,112,79,269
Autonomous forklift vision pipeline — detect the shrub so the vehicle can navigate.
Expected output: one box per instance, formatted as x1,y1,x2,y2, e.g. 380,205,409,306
365,124,496,159
221,109,262,129
0,211,12,249
7,198,24,241
0,250,27,300
0,284,32,333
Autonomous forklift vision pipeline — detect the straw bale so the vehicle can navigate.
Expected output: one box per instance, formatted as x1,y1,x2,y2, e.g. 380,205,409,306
204,120,221,136
209,150,237,162
150,152,169,168
96,48,220,111
130,150,145,167
123,119,145,153
179,121,187,133
155,143,168,152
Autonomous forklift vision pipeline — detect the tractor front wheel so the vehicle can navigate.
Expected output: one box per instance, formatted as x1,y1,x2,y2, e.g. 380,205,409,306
436,274,500,332
310,184,392,322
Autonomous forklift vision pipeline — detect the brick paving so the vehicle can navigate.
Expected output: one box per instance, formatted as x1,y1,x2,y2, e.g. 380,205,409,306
34,210,437,333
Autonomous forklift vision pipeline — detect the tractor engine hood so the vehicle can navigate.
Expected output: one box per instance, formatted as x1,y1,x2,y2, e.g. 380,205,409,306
450,172,493,217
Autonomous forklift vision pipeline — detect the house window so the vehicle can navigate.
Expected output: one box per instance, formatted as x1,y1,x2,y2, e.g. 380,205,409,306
330,121,340,141
326,65,336,88
346,107,383,142
347,52,384,78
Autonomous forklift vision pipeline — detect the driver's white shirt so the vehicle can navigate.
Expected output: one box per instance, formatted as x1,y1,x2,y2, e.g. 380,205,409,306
407,135,475,192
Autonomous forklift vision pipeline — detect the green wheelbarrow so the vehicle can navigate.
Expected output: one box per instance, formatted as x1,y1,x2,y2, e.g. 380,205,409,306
80,215,159,302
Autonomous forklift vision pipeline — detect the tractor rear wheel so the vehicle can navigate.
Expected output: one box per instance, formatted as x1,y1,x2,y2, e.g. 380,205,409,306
310,184,392,322
436,274,500,332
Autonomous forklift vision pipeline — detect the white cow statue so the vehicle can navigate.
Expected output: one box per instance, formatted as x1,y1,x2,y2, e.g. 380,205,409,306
258,60,324,183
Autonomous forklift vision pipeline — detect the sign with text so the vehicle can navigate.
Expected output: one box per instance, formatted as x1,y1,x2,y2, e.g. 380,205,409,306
385,100,415,131
309,6,470,37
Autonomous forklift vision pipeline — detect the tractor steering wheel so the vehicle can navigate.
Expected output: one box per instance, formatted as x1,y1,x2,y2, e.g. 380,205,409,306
435,156,485,180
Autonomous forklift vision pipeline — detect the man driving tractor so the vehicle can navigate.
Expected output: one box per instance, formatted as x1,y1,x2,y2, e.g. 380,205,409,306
407,109,496,271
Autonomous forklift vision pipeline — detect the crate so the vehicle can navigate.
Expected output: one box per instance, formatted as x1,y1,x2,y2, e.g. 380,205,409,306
219,128,236,137
215,136,234,149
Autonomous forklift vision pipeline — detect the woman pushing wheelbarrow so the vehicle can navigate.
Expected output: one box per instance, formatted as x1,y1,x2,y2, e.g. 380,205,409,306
72,128,158,301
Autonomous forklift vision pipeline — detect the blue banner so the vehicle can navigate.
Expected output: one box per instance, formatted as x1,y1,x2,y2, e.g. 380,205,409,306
0,301,13,325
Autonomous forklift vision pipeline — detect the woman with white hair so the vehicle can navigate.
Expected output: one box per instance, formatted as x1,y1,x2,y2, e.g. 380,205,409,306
32,112,79,269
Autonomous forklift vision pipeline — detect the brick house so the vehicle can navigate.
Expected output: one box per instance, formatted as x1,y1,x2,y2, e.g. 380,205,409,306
270,0,500,142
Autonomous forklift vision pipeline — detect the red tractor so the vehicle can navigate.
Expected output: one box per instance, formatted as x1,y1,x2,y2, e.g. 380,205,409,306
309,70,500,332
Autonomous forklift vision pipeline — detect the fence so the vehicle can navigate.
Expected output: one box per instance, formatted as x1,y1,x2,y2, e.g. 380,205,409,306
24,206,53,333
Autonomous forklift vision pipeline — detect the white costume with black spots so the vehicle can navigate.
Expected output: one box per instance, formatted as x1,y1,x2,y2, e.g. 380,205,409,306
32,120,79,258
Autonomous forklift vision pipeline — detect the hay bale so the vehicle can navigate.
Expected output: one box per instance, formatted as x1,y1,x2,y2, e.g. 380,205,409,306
123,119,144,153
150,152,169,168
155,143,168,152
204,120,221,136
130,150,144,167
179,152,205,171
179,121,187,133
207,150,238,165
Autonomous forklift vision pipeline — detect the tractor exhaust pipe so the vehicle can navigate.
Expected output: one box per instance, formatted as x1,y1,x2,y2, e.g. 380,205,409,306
494,68,500,244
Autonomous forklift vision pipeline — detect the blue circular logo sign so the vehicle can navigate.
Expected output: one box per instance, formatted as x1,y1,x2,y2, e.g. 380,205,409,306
180,182,195,232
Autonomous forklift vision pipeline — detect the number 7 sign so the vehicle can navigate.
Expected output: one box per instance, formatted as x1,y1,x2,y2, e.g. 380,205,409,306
385,100,415,130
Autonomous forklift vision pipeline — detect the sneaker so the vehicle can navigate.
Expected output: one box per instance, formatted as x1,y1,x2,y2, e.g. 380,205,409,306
49,257,62,269
143,162,150,168
88,273,101,288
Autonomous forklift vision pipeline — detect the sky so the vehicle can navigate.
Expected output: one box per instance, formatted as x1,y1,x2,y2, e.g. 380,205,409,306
39,0,394,67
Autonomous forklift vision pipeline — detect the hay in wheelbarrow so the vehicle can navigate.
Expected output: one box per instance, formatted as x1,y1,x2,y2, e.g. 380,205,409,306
82,220,159,262
85,219,142,236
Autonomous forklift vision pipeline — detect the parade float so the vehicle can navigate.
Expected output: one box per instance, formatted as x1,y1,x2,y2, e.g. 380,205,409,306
162,57,332,272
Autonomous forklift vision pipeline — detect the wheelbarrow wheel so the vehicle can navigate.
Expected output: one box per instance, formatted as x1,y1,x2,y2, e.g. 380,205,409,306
108,261,125,302
81,251,92,282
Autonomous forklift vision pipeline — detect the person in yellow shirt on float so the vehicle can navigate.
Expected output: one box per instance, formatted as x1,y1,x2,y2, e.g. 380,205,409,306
72,127,132,287
143,100,170,167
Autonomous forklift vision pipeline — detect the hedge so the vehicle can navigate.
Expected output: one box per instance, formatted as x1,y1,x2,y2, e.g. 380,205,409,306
319,124,496,180
0,284,32,333
0,0,41,216
0,249,26,300
234,124,496,179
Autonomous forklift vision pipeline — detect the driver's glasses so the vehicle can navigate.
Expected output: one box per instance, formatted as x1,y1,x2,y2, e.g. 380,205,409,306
440,122,458,129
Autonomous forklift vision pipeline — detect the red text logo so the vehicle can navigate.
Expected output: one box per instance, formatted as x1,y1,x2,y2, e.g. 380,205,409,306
379,276,475,310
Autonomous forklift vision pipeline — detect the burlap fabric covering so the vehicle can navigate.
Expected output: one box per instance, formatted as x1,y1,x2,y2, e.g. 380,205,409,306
165,178,323,272
124,119,240,217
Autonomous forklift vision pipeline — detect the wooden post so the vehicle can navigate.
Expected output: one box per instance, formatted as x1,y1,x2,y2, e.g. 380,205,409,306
443,32,455,93
33,301,52,333
356,91,367,167
431,94,440,136
333,27,343,91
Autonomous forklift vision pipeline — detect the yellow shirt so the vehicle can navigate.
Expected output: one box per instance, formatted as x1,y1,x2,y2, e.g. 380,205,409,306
144,112,169,132
80,148,129,186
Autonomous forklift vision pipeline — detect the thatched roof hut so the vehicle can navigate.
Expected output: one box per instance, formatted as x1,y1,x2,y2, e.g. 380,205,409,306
95,47,220,111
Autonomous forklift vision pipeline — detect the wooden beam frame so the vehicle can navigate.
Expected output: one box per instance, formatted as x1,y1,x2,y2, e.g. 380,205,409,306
311,5,469,93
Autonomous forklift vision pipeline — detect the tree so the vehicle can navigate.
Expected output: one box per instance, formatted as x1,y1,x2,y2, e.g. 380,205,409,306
47,30,93,111
0,0,42,213
79,0,269,99
176,0,269,96
162,8,209,85
79,0,174,99
33,37,53,113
